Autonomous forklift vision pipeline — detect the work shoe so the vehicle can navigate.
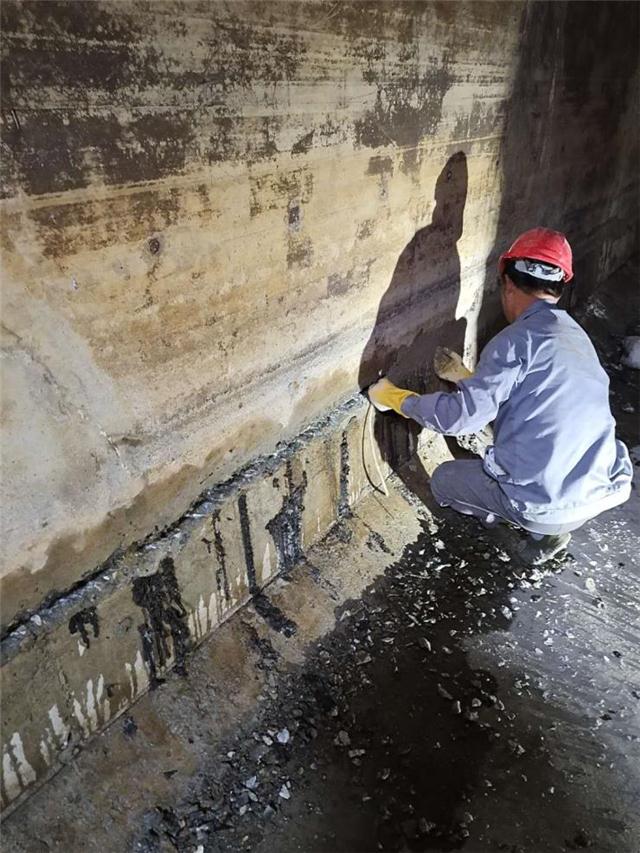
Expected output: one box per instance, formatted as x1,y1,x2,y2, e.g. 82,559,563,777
519,533,572,566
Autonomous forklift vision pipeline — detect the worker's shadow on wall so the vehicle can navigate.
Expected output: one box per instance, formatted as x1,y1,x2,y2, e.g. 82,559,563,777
358,151,468,505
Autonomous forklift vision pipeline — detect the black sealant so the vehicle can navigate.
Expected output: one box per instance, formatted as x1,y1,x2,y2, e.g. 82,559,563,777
211,512,231,605
238,493,258,594
68,606,100,649
239,491,297,636
338,429,352,519
131,556,191,687
266,461,308,576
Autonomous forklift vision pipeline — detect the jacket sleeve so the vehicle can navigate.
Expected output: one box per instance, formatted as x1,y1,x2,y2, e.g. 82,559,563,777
400,332,524,435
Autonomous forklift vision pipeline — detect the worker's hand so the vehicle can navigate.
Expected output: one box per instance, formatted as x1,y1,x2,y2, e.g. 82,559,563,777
433,346,473,383
368,377,417,417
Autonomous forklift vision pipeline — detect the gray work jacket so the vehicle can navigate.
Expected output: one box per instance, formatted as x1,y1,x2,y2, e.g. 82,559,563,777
402,300,633,525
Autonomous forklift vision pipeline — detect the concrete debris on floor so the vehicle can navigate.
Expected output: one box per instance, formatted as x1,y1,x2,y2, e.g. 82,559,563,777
150,474,640,853
621,337,640,371
141,506,639,853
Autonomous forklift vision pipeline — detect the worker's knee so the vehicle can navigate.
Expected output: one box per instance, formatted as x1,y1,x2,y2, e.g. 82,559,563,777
430,461,455,506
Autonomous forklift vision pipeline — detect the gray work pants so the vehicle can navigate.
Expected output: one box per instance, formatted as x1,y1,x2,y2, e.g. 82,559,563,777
430,459,591,537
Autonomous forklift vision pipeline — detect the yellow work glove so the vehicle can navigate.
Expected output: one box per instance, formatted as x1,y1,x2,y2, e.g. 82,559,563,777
368,377,418,417
433,346,473,383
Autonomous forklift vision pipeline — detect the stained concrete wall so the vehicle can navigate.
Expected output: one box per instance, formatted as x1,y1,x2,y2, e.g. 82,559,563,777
2,0,522,631
1,0,638,813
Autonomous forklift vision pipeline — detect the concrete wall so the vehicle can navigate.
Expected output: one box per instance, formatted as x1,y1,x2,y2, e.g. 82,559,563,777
1,0,638,812
2,0,522,630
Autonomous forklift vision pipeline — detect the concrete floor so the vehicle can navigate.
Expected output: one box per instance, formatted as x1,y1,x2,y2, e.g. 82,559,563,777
246,498,640,853
4,269,639,853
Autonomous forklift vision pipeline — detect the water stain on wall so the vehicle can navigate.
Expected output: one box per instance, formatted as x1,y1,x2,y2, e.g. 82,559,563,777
237,493,258,594
27,187,182,258
355,61,454,172
287,235,314,269
291,129,315,156
249,168,314,219
1,1,308,196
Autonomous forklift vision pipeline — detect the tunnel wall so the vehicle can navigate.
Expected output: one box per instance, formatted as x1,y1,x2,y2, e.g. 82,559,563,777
2,0,523,631
1,0,638,811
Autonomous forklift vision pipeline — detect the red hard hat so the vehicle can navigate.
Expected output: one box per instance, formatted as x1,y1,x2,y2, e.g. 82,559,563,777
498,227,573,282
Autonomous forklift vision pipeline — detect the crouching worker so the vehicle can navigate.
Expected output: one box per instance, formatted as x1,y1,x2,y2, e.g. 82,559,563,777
368,228,633,565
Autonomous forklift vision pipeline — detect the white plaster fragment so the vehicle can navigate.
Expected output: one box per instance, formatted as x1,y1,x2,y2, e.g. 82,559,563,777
73,697,90,738
198,594,208,637
96,674,104,705
134,650,148,692
48,705,70,747
2,748,21,802
208,591,217,627
96,673,111,725
9,732,36,786
188,611,198,640
39,739,51,767
85,679,98,732
262,542,273,581
124,662,135,699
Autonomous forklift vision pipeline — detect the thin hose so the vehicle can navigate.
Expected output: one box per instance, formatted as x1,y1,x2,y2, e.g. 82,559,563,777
362,400,389,497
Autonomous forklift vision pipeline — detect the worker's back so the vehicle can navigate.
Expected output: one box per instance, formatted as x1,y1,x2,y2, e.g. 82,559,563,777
487,300,632,525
